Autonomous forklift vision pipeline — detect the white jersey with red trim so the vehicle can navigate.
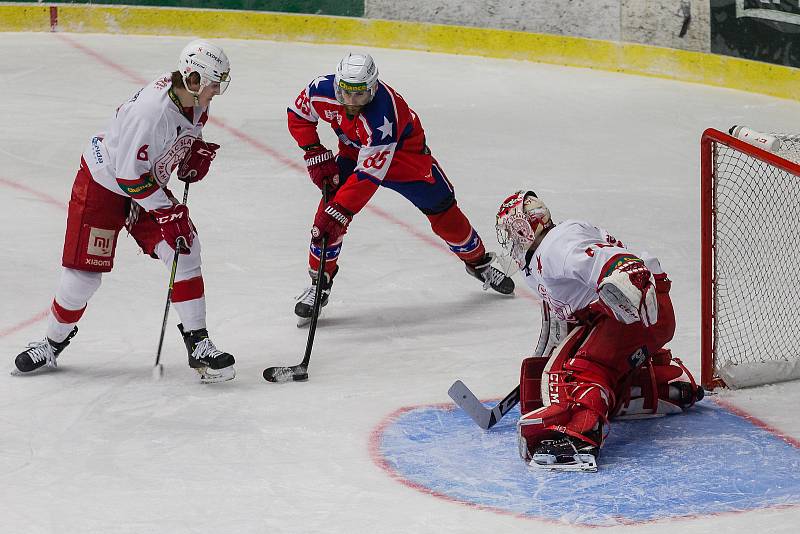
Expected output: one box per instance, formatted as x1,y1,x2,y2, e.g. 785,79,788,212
81,73,208,212
522,220,643,322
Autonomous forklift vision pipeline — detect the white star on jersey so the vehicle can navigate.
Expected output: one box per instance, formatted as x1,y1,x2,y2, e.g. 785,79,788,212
312,76,328,89
377,116,393,140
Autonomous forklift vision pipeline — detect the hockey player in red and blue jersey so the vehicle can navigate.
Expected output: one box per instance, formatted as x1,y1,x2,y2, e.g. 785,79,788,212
288,52,514,324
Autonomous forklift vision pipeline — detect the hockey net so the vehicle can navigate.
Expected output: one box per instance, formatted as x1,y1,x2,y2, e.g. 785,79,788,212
702,128,800,389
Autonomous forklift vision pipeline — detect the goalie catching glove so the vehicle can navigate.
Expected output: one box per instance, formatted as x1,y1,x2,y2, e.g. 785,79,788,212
598,258,658,326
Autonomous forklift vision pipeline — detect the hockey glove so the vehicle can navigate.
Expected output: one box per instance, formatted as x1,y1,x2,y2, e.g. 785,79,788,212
152,204,193,253
311,201,352,246
598,259,658,326
304,145,340,192
177,139,220,183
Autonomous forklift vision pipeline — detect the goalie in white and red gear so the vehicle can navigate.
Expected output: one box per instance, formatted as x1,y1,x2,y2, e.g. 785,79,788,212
12,40,235,382
495,190,702,471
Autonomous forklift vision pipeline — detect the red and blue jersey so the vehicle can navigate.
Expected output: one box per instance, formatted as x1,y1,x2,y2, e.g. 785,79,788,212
288,75,434,214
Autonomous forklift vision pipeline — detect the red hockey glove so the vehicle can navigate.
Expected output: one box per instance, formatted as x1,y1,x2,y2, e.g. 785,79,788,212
311,201,352,246
304,146,340,192
152,204,193,253
177,139,220,183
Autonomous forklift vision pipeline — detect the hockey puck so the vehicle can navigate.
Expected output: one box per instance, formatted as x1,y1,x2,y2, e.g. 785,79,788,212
263,366,308,383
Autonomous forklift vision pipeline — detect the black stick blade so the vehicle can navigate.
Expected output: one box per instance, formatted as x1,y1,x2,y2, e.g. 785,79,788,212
263,365,308,383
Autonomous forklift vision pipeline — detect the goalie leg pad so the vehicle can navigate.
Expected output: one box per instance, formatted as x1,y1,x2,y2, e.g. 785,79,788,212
520,356,548,414
616,349,703,417
518,326,612,461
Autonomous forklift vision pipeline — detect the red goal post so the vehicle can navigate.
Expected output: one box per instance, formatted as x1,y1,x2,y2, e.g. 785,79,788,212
701,128,800,389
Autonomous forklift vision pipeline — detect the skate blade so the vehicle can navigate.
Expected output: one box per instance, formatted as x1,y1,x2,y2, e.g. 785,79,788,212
195,366,235,384
10,363,58,376
296,309,323,328
530,453,597,472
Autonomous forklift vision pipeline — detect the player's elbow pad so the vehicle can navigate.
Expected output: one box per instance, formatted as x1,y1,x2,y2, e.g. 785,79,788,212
598,262,659,327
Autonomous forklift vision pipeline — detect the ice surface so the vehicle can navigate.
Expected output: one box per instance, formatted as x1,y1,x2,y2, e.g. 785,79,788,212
377,400,800,526
2,32,800,533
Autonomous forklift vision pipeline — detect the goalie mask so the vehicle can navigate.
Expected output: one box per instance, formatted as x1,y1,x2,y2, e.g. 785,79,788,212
178,40,231,96
334,52,379,106
496,190,554,270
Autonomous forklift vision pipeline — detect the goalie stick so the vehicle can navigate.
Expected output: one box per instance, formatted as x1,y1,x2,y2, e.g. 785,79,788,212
448,380,520,430
449,298,559,428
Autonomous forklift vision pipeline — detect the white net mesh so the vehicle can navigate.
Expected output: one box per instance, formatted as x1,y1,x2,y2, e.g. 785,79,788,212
712,132,800,388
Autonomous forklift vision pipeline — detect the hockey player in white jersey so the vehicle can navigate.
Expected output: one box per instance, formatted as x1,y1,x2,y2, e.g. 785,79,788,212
495,190,703,471
12,40,235,383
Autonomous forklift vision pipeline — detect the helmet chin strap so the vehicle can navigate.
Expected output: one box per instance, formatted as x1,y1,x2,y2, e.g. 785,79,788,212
181,73,204,105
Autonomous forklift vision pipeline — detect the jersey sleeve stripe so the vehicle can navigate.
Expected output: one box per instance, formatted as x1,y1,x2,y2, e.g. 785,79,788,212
116,173,158,199
287,106,317,123
310,95,340,106
358,115,373,146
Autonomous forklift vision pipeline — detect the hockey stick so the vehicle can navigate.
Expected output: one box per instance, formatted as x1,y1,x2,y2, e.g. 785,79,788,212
263,185,330,383
448,380,520,430
152,181,190,380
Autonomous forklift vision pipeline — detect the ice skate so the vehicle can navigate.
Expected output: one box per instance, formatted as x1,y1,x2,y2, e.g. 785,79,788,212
530,435,599,472
466,252,515,295
178,324,235,383
669,381,705,408
12,327,78,375
294,267,336,327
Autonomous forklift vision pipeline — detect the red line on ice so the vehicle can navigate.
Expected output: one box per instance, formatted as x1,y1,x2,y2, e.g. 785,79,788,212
0,177,66,338
0,177,66,210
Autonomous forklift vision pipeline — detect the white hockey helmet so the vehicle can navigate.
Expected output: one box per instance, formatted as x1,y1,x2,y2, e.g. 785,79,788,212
334,52,379,105
496,190,554,269
178,39,231,96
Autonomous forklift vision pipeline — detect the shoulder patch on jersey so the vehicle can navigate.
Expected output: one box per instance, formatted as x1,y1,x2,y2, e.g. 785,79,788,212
307,75,336,99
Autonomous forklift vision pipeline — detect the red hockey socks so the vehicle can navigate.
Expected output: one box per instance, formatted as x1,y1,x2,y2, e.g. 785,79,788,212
426,203,485,264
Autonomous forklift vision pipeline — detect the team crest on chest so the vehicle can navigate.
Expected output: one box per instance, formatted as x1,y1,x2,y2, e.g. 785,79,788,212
154,135,195,185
